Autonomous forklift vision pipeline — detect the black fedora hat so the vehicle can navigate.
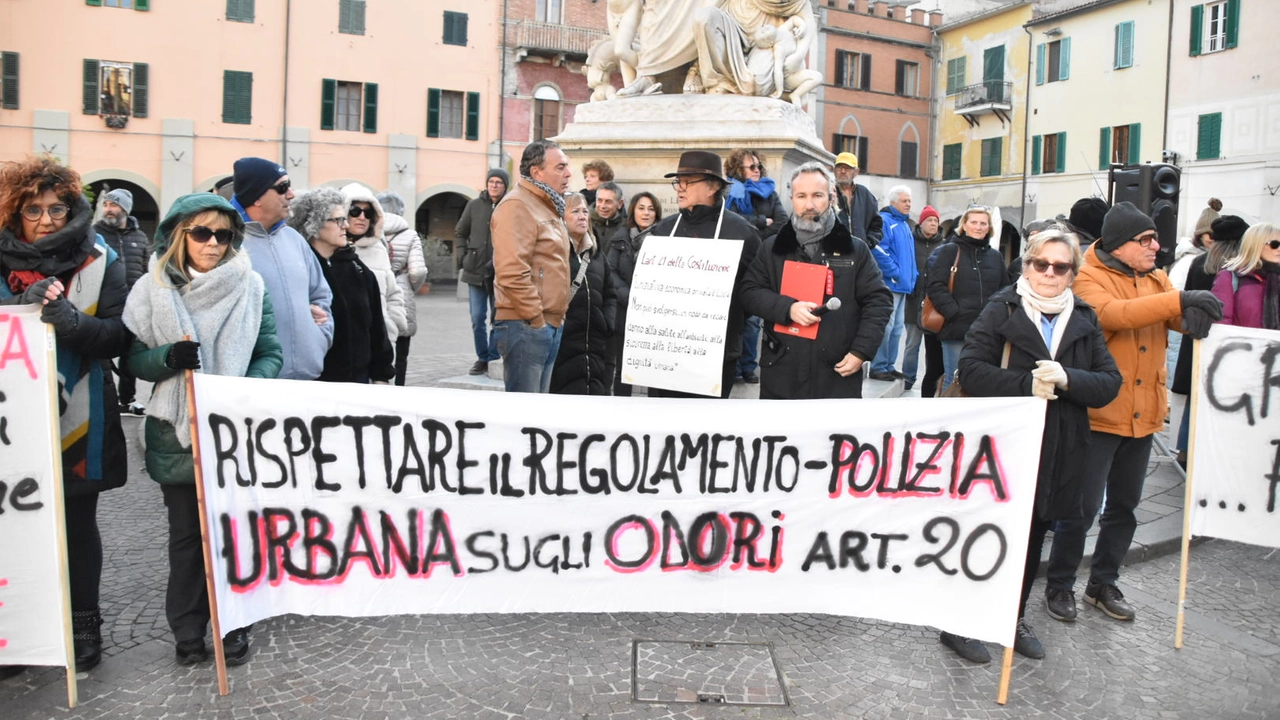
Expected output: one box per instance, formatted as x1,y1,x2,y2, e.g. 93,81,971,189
663,150,727,183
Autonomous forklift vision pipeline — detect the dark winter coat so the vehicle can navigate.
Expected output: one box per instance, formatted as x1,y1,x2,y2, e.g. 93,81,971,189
456,189,502,287
835,184,883,247
95,216,149,289
551,234,618,395
643,200,762,398
741,220,893,399
926,234,1011,342
590,206,626,258
1171,253,1215,395
314,245,396,383
736,189,787,241
958,286,1121,520
906,224,946,326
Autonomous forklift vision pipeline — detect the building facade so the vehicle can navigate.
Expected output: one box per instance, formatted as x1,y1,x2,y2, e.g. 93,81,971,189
0,0,499,277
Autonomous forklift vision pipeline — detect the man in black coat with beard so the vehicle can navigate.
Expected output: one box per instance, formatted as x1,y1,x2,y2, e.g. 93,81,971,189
742,162,893,399
643,151,761,399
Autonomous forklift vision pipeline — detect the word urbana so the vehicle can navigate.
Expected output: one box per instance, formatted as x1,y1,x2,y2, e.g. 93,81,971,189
216,506,784,588
204,414,1013,502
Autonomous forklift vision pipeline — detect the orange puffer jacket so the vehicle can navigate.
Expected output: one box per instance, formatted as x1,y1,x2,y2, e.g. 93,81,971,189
491,179,571,328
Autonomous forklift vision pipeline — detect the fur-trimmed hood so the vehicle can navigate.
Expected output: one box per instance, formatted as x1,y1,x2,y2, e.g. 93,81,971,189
770,216,859,258
339,182,385,243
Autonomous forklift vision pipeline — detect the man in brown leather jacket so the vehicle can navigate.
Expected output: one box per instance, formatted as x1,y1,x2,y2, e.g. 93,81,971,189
490,140,573,392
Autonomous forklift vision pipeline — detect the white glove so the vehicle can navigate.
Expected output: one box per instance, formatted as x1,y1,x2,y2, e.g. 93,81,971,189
1031,376,1058,401
1033,360,1069,389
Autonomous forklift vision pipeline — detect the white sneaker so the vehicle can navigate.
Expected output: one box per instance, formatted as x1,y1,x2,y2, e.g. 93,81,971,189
125,402,146,416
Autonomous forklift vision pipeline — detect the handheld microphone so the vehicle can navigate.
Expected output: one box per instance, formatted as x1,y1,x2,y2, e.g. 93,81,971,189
811,297,841,318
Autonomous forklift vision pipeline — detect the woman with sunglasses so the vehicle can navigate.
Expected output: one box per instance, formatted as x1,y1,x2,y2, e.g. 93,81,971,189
122,193,282,666
340,184,407,358
938,229,1120,665
725,149,785,385
1214,222,1280,330
290,188,395,384
0,157,131,675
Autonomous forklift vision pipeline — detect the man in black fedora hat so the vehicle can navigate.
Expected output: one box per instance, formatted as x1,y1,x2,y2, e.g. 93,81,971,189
639,150,762,398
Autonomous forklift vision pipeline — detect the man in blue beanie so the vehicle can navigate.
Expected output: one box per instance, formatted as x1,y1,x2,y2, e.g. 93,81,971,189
231,157,334,380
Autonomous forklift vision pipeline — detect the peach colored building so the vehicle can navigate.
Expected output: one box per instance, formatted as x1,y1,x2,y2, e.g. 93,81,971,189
0,0,500,277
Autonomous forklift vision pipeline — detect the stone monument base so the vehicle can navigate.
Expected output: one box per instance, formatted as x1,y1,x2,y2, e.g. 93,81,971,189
554,95,833,216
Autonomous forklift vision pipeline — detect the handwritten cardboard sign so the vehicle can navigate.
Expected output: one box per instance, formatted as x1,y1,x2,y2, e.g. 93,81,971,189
194,376,1044,646
1189,324,1280,548
0,308,69,668
622,235,743,396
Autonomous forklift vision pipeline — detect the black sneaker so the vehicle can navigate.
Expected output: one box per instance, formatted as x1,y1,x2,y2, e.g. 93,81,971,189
223,627,252,666
1013,618,1044,659
868,370,897,381
469,361,488,376
742,371,759,384
1045,587,1078,622
175,639,207,666
939,631,990,664
1084,582,1135,621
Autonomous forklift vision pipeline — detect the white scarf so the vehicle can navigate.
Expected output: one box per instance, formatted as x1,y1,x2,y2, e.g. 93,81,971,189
1015,274,1074,359
123,252,264,447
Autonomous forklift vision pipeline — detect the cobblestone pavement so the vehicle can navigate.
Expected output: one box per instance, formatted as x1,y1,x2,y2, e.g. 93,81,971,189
4,287,1274,719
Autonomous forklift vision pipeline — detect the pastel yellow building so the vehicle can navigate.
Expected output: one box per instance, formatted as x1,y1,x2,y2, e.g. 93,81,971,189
0,0,500,276
931,0,1033,254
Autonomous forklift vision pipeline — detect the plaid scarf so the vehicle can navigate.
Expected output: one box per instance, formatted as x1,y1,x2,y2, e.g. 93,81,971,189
524,176,565,218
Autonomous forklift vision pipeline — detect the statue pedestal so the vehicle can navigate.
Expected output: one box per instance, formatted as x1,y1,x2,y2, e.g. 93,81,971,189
554,95,833,215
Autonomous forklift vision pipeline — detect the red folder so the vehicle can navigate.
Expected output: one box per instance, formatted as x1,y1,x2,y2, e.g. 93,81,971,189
773,260,827,340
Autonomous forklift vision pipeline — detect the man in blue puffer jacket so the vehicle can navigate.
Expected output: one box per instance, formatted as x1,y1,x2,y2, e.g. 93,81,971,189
867,185,919,380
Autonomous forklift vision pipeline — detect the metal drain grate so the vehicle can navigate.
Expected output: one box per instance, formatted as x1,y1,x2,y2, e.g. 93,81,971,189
631,639,790,707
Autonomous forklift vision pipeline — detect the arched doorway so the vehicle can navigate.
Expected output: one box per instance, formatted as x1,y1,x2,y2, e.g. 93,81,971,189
414,191,470,281
86,178,159,242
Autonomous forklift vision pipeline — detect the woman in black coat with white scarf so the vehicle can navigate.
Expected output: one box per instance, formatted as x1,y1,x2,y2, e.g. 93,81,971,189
939,228,1121,665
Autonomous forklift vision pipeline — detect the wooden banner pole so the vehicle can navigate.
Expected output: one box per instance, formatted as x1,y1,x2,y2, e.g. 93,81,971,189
1175,338,1203,649
185,356,229,695
45,326,77,707
995,646,1014,704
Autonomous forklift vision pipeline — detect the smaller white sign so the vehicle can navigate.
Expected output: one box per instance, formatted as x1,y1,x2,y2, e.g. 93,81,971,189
1189,324,1280,549
621,235,743,396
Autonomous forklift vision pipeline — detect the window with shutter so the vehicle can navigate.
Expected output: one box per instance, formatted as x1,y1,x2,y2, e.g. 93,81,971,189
321,78,336,130
895,61,919,97
228,0,256,23
1099,127,1111,169
835,52,871,90
1056,132,1067,173
1035,43,1045,86
1127,123,1141,164
1042,133,1060,174
1189,4,1203,56
942,144,961,181
1114,21,1135,69
1202,1,1229,53
132,62,148,118
899,141,917,179
134,0,149,10
466,91,480,141
945,57,965,96
1031,135,1042,175
83,59,100,114
531,87,558,141
1224,0,1240,49
444,11,468,46
335,81,361,131
362,82,377,133
427,88,441,137
222,70,252,124
340,0,366,35
1,52,17,110
1044,39,1069,83
980,138,1002,177
1197,112,1222,160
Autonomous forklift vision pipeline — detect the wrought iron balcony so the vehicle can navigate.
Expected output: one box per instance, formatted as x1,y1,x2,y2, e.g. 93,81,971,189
954,81,1013,127
505,20,607,60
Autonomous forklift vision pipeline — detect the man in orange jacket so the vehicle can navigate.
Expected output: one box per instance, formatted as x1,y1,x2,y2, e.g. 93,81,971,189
1043,202,1222,623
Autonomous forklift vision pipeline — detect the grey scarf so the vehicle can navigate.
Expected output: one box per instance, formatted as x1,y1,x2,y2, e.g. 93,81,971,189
524,176,566,218
793,207,837,257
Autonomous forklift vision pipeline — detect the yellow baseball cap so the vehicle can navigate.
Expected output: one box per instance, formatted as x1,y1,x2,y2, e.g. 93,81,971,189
835,152,859,169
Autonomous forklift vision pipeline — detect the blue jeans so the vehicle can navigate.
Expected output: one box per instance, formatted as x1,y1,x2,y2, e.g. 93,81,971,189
940,339,964,391
902,321,924,388
738,315,762,375
469,285,499,362
870,293,905,374
494,319,562,393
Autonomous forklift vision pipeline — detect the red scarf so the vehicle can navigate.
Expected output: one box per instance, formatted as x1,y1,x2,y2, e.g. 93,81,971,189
7,269,46,294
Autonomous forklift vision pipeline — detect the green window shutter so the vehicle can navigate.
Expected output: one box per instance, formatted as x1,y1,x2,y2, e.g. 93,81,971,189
83,59,100,114
1099,127,1111,168
1225,0,1240,49
1056,132,1067,173
1190,4,1203,56
85,0,101,5
945,57,965,95
942,143,961,180
465,91,480,141
1,52,18,110
228,0,256,22
1197,112,1221,160
222,70,252,124
427,88,441,137
1059,38,1071,81
131,62,148,118
362,82,378,133
1035,43,1045,86
1031,135,1042,175
1128,123,1141,164
353,0,366,35
445,11,468,46
320,78,336,130
1115,22,1134,69
135,0,150,10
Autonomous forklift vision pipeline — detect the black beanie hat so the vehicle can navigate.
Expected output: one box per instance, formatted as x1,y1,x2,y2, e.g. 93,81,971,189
1210,215,1249,244
1068,197,1109,242
1100,201,1156,252
233,157,288,207
487,168,510,189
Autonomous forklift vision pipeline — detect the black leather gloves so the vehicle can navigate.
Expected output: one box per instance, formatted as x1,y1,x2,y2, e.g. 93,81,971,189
165,341,202,370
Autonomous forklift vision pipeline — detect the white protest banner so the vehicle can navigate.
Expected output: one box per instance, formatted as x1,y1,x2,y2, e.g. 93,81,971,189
622,235,742,396
0,307,71,668
1189,324,1280,548
193,376,1044,647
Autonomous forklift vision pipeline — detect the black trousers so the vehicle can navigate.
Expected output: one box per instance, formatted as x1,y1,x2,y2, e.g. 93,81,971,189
1018,515,1054,619
161,484,210,644
65,493,103,611
394,336,412,386
921,334,944,398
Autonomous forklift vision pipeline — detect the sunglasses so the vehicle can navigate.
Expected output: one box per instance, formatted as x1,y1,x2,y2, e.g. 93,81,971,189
270,180,292,195
22,204,70,221
185,225,236,245
1266,239,1280,250
348,206,373,219
744,163,761,172
1026,257,1074,276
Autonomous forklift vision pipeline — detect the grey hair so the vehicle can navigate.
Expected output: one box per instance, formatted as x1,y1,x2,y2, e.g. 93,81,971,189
885,185,912,204
789,161,837,196
376,190,406,216
288,187,346,241
1022,228,1084,274
520,140,562,178
596,181,624,202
